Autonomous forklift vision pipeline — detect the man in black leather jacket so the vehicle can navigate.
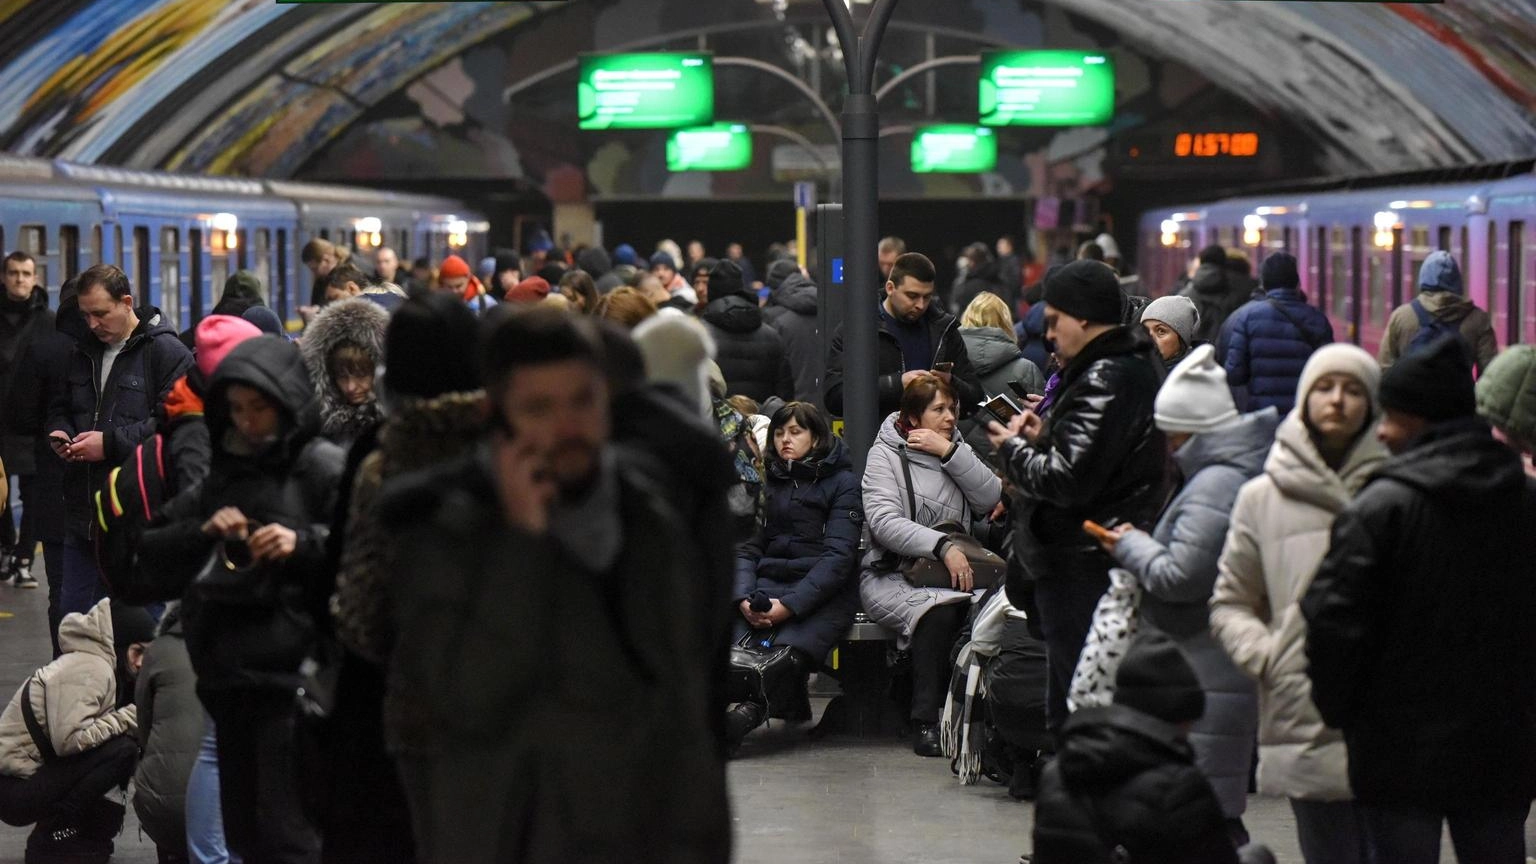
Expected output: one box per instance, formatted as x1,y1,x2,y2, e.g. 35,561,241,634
987,260,1167,734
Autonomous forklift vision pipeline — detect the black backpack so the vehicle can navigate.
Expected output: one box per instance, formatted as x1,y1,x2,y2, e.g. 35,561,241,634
91,434,172,604
1407,297,1470,356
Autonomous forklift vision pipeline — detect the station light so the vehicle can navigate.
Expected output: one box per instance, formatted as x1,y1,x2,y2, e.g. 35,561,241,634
1243,214,1267,247
210,213,238,254
354,217,383,249
447,219,469,250
1159,219,1180,248
1373,211,1400,249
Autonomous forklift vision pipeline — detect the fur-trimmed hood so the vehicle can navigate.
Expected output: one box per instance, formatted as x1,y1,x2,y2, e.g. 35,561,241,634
300,297,388,442
378,389,488,476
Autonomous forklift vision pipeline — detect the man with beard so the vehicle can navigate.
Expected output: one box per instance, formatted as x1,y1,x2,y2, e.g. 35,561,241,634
381,307,730,864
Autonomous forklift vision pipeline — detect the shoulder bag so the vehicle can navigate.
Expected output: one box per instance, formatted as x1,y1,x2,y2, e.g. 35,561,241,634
897,446,1007,590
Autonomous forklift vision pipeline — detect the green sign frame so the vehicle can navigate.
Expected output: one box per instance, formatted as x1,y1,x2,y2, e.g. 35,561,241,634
667,124,753,172
578,53,714,131
911,125,998,173
980,50,1115,127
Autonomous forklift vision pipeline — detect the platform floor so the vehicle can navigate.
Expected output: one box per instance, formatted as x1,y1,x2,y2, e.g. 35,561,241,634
0,564,1530,863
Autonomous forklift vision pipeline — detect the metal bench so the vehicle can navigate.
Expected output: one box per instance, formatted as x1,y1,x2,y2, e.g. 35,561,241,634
810,613,906,738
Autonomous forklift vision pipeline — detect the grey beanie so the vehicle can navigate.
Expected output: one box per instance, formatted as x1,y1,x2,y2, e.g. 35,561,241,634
1140,295,1200,350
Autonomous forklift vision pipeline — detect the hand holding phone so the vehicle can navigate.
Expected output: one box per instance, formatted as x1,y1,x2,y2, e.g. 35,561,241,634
1082,519,1120,545
932,361,955,374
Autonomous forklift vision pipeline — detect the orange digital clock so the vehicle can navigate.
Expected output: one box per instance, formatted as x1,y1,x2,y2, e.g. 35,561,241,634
1175,132,1260,158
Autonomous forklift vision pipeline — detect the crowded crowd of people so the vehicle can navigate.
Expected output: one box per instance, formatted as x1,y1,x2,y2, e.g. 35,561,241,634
0,227,1530,864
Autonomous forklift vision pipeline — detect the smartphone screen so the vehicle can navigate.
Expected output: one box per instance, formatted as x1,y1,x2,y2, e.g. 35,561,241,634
932,362,954,373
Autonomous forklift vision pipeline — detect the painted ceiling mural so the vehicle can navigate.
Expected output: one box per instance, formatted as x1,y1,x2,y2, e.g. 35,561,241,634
0,0,1531,188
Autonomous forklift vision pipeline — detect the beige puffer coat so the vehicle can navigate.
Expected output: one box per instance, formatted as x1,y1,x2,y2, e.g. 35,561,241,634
1209,412,1385,801
0,599,136,778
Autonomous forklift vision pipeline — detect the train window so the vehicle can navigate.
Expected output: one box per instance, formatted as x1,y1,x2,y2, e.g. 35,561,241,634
1330,228,1348,321
1282,226,1293,254
277,229,290,322
159,228,180,330
211,248,228,302
1314,227,1327,311
1367,255,1385,328
318,228,329,241
1487,223,1499,328
1350,226,1364,342
133,227,150,309
189,229,204,323
1509,221,1525,346
59,226,80,280
254,230,271,301
1438,226,1452,253
1390,228,1404,311
114,225,124,269
1461,226,1469,269
20,225,48,288
400,229,410,259
91,225,102,265
237,229,248,271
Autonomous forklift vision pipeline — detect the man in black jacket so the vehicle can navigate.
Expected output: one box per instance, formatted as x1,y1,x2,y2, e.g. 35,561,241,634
823,252,982,419
1302,336,1536,863
46,264,192,619
699,260,793,403
987,260,1166,734
0,251,52,588
382,309,730,864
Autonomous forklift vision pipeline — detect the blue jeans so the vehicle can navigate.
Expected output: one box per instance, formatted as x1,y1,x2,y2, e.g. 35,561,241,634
1363,802,1530,864
1290,798,1368,864
60,535,106,618
186,714,240,864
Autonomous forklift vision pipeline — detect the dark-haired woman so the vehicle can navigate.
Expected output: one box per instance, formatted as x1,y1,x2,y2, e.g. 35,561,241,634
861,373,1001,756
726,402,862,750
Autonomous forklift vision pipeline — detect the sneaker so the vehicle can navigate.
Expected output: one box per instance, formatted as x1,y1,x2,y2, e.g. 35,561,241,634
24,818,112,864
12,560,37,589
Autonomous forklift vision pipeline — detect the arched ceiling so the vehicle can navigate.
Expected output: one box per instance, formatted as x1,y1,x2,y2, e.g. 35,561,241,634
0,0,1532,179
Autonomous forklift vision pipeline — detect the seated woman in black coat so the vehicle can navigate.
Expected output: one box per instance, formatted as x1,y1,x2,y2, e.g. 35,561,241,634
726,402,862,749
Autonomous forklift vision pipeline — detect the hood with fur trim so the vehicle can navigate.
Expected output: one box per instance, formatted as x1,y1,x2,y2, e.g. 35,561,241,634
300,298,388,442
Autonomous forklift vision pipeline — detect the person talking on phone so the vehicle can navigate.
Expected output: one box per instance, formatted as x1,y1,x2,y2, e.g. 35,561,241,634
824,252,982,420
47,264,191,621
861,373,1001,757
136,335,346,863
984,260,1167,737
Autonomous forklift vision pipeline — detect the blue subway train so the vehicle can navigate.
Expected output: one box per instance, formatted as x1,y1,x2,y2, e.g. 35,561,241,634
0,154,489,329
1138,166,1536,358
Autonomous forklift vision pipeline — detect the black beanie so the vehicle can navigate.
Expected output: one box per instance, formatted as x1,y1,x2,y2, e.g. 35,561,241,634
1261,252,1300,290
708,259,745,300
109,601,156,671
1198,245,1227,266
1113,630,1205,725
384,293,482,399
1378,335,1476,421
1043,260,1124,325
766,258,799,292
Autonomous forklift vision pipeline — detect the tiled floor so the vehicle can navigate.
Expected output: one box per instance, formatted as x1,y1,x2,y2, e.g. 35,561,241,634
0,566,1530,863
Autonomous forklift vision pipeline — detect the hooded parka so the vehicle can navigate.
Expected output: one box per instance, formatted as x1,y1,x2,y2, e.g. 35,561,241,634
1208,410,1386,801
733,437,862,662
1112,408,1278,817
762,273,823,405
859,414,1001,643
300,297,388,447
700,292,793,403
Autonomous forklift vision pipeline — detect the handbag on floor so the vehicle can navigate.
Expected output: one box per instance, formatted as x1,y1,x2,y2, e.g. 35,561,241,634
1067,567,1142,713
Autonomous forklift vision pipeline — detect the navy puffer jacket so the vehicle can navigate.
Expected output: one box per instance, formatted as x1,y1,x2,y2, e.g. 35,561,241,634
732,437,862,661
1220,288,1333,415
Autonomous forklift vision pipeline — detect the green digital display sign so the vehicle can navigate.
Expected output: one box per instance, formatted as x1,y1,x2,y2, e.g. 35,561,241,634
911,125,998,173
667,124,753,172
980,51,1115,127
578,53,713,130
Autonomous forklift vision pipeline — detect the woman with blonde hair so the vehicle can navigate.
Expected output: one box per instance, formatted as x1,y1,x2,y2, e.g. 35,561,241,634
960,292,1044,400
593,287,658,330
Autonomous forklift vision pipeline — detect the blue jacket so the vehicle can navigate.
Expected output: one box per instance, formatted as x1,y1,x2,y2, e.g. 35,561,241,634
733,438,862,661
1220,288,1332,415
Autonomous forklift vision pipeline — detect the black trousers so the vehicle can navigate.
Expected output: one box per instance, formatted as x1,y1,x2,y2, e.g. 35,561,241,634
909,602,969,724
207,692,320,864
0,735,136,828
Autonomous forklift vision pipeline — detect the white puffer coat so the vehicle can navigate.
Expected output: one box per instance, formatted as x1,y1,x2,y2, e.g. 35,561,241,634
860,413,1001,644
0,599,137,778
1209,411,1385,801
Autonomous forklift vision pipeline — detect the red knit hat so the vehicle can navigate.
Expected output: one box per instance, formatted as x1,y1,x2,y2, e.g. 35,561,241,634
195,315,263,379
438,255,472,280
506,276,552,304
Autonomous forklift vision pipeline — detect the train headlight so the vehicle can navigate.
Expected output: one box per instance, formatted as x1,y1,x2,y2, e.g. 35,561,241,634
447,219,469,249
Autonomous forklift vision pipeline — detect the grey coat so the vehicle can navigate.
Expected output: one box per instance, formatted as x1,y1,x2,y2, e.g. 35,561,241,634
132,608,200,855
1112,408,1278,818
961,326,1045,400
859,413,1002,643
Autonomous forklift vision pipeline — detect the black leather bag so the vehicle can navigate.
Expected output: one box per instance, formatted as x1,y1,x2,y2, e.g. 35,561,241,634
728,632,799,707
897,447,1007,590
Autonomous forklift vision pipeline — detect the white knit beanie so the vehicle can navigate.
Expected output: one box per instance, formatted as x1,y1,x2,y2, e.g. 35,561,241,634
1294,343,1381,417
1154,344,1238,433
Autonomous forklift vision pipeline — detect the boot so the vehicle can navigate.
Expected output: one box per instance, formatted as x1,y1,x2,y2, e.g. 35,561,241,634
24,817,112,864
80,798,124,842
912,722,943,757
725,702,766,754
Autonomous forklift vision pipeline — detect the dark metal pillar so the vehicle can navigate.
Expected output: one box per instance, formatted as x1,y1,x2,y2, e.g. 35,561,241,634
822,0,897,474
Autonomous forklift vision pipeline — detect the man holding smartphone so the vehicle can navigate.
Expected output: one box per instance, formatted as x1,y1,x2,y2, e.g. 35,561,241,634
824,251,981,420
46,264,190,618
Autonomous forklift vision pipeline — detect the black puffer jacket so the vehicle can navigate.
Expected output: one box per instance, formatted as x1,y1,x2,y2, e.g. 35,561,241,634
999,326,1166,598
733,438,862,661
1302,417,1536,810
0,285,53,472
824,303,984,419
142,337,344,696
763,274,822,406
701,293,793,403
1032,705,1238,864
12,300,80,545
47,306,193,535
1180,264,1247,345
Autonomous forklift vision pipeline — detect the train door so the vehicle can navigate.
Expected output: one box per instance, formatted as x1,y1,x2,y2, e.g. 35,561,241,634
1349,226,1364,344
159,228,180,329
277,229,290,322
189,229,205,323
1509,221,1525,347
